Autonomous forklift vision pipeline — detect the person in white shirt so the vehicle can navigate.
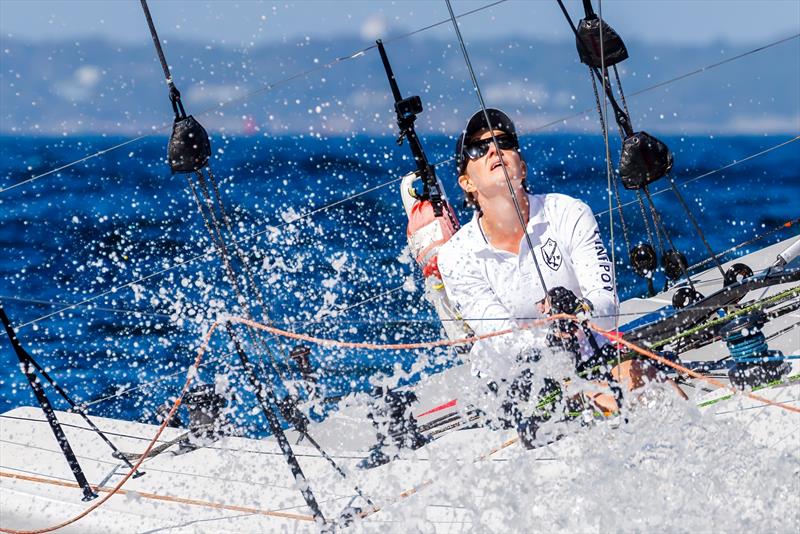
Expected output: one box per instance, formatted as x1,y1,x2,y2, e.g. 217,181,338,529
438,108,672,416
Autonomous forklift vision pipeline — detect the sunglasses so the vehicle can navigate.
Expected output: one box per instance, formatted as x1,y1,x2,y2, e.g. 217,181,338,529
463,134,519,161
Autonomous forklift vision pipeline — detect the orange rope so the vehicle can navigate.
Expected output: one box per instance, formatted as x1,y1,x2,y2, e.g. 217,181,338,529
0,471,313,522
231,313,799,414
357,435,520,519
0,321,223,534
224,314,544,350
584,320,800,414
4,312,797,533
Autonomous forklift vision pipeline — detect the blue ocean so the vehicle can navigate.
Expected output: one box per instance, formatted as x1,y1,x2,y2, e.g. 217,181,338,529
1,133,798,434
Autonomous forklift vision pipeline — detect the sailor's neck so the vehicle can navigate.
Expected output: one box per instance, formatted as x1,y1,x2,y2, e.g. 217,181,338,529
478,192,530,254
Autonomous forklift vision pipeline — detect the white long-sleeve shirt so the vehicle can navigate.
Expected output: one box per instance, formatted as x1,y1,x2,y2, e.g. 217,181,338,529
438,193,618,340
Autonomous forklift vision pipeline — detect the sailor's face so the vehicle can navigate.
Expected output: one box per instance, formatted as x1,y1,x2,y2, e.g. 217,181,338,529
459,129,526,201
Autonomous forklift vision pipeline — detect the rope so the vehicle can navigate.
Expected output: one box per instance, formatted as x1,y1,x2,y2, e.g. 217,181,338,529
649,285,800,349
585,319,800,414
187,171,287,382
0,471,314,524
226,314,800,413
357,435,519,521
643,188,699,289
2,310,797,533
5,288,798,330
0,318,218,534
666,174,726,277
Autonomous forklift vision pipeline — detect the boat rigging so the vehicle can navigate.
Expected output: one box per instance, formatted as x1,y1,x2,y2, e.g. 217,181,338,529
0,0,798,531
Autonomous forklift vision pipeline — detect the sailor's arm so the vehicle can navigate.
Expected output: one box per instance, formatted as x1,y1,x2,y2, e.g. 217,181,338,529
438,246,517,336
565,200,619,330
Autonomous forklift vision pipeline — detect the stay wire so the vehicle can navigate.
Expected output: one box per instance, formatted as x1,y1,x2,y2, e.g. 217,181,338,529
597,0,623,377
596,135,800,217
8,170,409,331
1,30,795,195
0,1,506,195
10,134,797,333
443,0,550,299
666,174,726,277
528,32,800,134
5,279,796,333
4,29,798,331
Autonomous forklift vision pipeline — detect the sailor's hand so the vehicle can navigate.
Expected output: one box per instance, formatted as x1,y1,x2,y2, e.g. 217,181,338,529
546,286,593,320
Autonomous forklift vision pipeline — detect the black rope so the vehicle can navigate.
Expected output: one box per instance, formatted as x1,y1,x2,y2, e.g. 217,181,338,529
139,0,185,119
613,65,631,122
643,188,698,290
666,174,726,277
554,0,633,136
589,63,633,256
186,171,289,386
223,323,326,524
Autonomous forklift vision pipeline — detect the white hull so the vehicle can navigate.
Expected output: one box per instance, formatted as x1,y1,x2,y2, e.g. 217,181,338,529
2,237,799,532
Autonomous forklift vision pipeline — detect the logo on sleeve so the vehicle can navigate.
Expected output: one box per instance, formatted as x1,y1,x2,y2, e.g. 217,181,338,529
540,238,562,271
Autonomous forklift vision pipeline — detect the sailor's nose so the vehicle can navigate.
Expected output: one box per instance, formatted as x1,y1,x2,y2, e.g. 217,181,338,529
485,138,499,159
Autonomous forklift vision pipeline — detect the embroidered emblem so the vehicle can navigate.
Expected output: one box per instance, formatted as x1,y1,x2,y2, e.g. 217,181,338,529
540,238,562,271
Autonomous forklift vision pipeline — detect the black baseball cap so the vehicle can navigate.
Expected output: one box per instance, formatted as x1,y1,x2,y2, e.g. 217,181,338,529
455,108,518,174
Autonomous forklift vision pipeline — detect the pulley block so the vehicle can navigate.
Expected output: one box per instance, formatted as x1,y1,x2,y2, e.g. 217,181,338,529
630,242,657,278
671,286,704,309
618,131,673,190
289,344,316,383
723,262,754,287
184,383,228,439
662,249,688,280
575,16,629,68
168,115,212,174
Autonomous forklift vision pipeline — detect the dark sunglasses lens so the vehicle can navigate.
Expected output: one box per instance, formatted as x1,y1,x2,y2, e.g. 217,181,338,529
464,136,516,160
465,142,489,159
498,136,517,150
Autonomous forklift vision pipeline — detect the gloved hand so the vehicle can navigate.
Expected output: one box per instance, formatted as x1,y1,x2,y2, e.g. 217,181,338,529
547,286,593,321
544,287,593,351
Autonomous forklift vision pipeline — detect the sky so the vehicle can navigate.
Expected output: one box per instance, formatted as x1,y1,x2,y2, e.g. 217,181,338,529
1,0,798,46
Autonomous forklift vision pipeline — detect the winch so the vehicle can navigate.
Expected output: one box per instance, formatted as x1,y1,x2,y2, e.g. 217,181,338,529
721,311,789,389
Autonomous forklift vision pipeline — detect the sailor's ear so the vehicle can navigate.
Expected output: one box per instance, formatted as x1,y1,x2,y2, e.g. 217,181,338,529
458,172,476,192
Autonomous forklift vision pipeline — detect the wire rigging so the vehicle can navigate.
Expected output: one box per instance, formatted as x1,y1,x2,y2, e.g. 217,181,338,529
0,24,794,196
443,0,551,299
9,135,799,332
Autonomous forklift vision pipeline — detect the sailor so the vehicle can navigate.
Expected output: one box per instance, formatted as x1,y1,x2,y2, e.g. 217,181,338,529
438,108,663,416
